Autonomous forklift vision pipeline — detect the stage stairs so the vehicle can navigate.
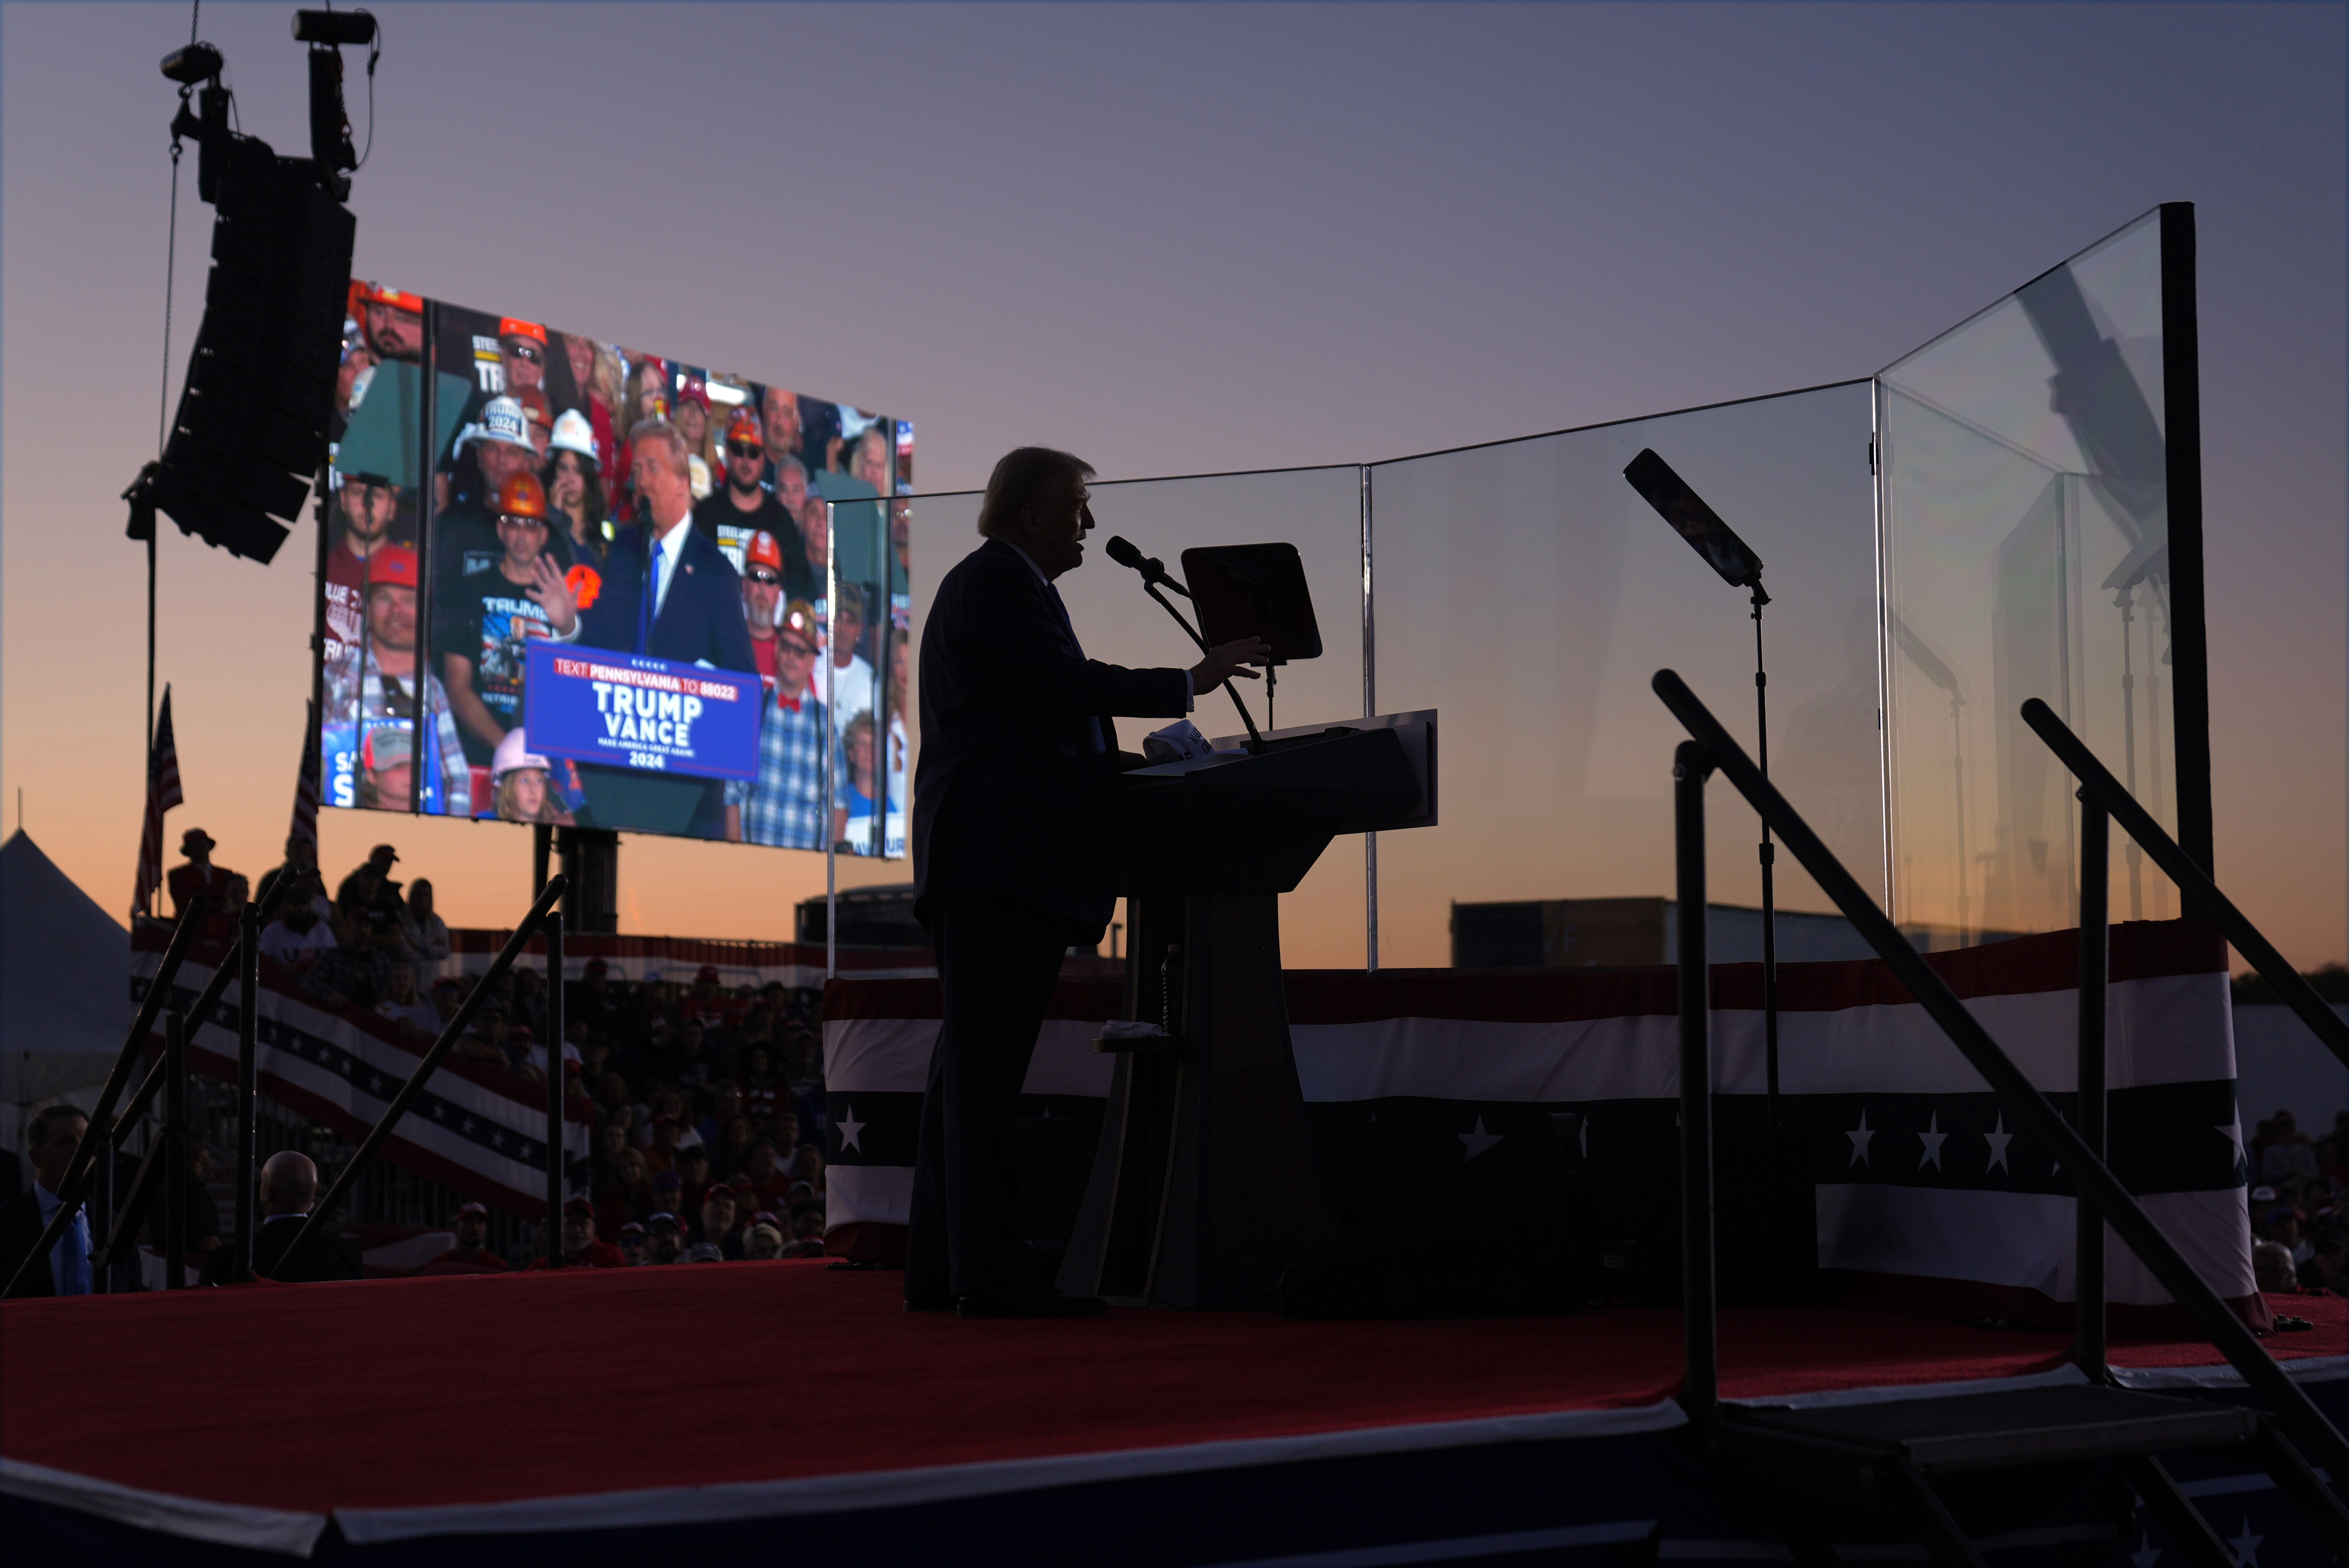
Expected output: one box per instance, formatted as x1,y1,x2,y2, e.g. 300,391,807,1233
1652,673,2349,1567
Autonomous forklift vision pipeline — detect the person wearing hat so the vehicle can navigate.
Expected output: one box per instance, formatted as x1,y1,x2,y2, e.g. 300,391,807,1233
354,282,424,363
546,409,617,562
165,828,239,919
488,727,576,826
525,1197,626,1270
432,392,576,609
516,388,557,463
823,581,878,738
324,470,410,666
323,545,473,816
673,376,715,499
643,1211,685,1265
437,470,580,767
616,1220,649,1267
421,1201,509,1274
498,318,547,397
693,406,814,594
737,597,847,851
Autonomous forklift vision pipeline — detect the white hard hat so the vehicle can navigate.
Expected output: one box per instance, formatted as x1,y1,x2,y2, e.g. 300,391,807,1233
490,727,552,785
466,396,532,452
550,408,598,461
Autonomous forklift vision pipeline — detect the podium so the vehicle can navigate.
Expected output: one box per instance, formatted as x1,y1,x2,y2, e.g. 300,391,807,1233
1055,711,1437,1309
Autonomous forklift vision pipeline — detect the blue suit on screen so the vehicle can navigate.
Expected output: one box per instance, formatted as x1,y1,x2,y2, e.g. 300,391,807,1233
573,522,760,837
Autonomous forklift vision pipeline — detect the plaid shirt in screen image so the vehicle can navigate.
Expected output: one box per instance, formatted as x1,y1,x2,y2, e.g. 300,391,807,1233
323,643,475,817
741,691,842,850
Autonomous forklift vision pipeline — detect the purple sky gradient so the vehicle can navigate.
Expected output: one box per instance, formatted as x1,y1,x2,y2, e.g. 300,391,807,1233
3,3,2340,965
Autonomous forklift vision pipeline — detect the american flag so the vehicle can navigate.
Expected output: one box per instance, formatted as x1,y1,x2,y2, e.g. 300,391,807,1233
132,687,183,917
289,698,321,855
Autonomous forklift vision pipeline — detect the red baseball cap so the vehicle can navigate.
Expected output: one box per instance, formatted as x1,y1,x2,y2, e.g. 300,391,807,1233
562,1196,595,1218
725,407,762,444
498,318,547,347
367,545,419,589
456,1201,488,1217
675,376,710,409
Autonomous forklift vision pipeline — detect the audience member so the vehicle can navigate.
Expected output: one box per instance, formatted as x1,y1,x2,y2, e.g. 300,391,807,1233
643,1212,684,1265
696,1186,744,1260
617,1221,648,1266
0,1105,93,1297
165,828,239,920
261,888,338,971
419,1201,509,1274
526,1198,628,1269
743,1222,786,1260
304,910,394,1012
400,878,451,993
2254,1240,2303,1294
375,965,439,1034
200,1151,362,1284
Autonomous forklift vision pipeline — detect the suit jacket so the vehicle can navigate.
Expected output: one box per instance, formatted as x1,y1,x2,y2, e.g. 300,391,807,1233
0,1188,58,1298
912,539,1190,935
577,519,760,674
199,1214,363,1285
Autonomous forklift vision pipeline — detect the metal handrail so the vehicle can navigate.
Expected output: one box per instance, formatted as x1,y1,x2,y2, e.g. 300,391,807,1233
3,897,208,1298
1652,668,2349,1487
112,875,296,1150
2021,697,2349,1070
268,877,567,1279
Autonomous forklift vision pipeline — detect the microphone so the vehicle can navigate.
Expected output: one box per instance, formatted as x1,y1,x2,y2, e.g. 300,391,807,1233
1105,535,1185,595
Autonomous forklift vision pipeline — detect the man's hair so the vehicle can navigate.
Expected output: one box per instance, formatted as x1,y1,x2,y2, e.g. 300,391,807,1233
28,1105,87,1147
627,418,689,478
976,446,1092,540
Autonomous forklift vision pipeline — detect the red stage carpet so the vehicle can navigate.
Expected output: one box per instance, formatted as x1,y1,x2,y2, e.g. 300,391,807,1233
3,1265,2342,1560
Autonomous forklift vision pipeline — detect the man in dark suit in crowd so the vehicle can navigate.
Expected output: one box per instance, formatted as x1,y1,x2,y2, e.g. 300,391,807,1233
200,1150,362,1284
570,418,762,838
907,446,1265,1318
0,1105,94,1297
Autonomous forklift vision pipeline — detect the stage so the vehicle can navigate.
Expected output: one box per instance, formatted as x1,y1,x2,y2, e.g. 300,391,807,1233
3,1265,2342,1565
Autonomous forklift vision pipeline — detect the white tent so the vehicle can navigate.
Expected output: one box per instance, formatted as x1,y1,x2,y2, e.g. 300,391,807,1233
1,831,131,1150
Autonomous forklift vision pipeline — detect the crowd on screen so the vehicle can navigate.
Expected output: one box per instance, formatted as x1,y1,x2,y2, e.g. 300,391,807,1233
320,284,908,853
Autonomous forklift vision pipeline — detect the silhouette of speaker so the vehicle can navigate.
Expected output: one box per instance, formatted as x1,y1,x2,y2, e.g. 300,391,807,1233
1279,1113,1598,1319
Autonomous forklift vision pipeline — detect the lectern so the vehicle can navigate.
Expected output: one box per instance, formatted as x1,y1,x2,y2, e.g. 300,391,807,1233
1055,710,1438,1309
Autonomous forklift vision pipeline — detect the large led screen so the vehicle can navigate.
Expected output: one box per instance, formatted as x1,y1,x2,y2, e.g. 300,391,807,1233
320,282,910,858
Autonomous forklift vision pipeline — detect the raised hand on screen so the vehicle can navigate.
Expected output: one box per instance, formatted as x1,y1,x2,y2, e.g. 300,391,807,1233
525,554,580,636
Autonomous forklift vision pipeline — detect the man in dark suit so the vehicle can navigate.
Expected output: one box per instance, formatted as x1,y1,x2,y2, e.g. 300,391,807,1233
0,1105,94,1298
199,1150,362,1284
908,446,1265,1318
569,418,762,838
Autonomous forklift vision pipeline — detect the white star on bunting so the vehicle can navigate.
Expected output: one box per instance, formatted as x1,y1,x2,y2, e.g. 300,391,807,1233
2215,1113,2245,1171
1984,1114,2013,1174
1459,1117,1504,1158
2227,1517,2263,1567
836,1104,865,1154
1918,1112,1947,1171
2128,1533,2160,1568
1848,1110,1874,1167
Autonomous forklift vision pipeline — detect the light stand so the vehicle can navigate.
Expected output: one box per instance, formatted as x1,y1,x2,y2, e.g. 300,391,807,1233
1623,450,1780,1122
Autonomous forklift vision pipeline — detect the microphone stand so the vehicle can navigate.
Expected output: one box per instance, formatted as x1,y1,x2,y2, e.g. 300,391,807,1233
1138,577,1266,754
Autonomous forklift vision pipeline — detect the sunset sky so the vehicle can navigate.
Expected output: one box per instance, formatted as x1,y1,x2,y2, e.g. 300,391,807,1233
3,3,2340,971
